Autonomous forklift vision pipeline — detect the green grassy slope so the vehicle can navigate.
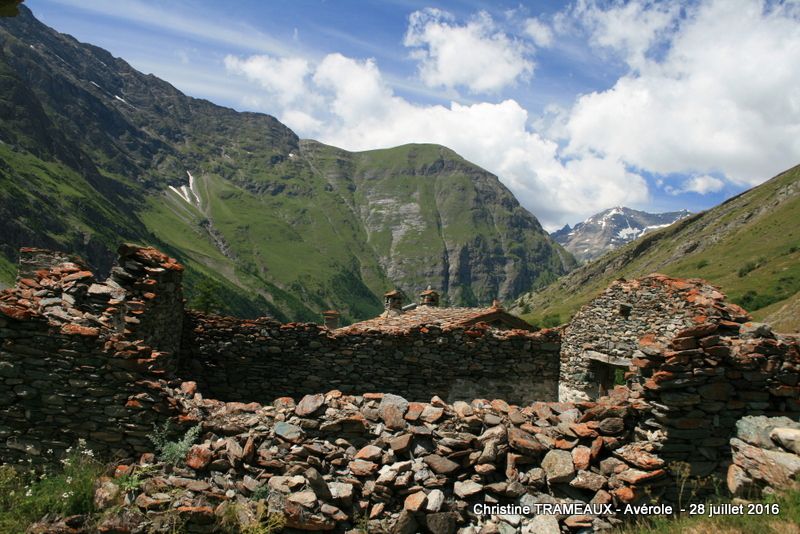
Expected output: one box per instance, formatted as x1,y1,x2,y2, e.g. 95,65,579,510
761,291,800,333
512,164,800,328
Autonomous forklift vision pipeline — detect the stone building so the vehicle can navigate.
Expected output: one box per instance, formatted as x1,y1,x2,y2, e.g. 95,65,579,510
559,274,749,402
339,287,535,334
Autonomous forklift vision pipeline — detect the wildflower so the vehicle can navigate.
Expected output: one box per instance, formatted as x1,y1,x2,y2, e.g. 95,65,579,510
47,449,53,454
25,488,32,497
66,476,72,484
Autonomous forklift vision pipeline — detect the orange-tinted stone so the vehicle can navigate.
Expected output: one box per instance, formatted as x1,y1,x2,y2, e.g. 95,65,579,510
60,324,100,336
186,444,213,470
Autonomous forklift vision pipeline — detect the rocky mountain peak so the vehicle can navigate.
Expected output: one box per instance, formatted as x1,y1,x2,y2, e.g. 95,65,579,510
552,207,691,263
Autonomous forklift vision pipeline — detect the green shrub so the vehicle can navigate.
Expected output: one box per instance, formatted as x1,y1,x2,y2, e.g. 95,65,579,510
189,278,226,314
115,464,156,493
0,440,103,532
249,484,272,501
738,261,758,277
541,313,561,328
695,259,709,269
148,422,202,466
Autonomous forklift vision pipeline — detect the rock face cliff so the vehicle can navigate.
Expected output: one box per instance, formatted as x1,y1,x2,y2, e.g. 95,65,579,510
0,6,574,321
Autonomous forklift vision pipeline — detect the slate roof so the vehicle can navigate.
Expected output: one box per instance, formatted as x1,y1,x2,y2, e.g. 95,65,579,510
337,304,533,334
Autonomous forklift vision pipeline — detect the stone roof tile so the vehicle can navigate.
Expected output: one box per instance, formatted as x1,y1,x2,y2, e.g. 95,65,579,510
337,305,533,334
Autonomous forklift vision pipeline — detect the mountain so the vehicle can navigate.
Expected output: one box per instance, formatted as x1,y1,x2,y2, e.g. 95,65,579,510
511,164,800,329
551,207,691,262
0,6,575,323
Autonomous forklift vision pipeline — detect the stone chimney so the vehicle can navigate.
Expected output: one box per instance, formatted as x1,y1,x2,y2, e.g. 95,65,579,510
322,310,340,329
419,285,440,307
383,289,403,316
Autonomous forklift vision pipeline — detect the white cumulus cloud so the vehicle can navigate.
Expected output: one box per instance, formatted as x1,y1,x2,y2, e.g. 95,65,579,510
524,18,554,48
403,8,534,93
575,0,679,70
562,0,800,187
224,54,312,106
668,175,725,195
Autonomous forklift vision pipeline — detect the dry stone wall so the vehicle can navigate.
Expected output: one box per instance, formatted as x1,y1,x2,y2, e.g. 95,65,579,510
561,274,800,500
179,312,561,406
728,415,800,498
630,318,800,499
0,245,185,465
559,275,723,402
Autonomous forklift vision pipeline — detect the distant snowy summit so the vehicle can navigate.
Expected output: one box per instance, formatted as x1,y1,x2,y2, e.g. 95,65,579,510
552,207,691,263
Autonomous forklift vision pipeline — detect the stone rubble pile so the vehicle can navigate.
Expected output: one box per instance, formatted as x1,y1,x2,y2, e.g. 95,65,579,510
76,384,677,533
0,249,120,335
728,415,800,497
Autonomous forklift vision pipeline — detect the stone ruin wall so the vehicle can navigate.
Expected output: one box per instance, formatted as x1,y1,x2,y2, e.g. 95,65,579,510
179,312,561,407
559,275,698,403
561,274,800,500
1,245,799,530
631,313,800,498
0,245,560,468
0,246,185,466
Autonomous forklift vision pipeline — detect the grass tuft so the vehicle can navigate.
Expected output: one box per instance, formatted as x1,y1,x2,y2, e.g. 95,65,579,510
0,440,103,532
618,488,800,533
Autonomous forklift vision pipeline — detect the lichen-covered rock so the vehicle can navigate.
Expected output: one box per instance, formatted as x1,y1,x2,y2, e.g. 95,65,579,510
541,450,575,483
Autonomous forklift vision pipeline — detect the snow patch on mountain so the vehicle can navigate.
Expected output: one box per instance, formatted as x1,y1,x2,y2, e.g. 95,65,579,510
169,171,202,208
552,207,691,263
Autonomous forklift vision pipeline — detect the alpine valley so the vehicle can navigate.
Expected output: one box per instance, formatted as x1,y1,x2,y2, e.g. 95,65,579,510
0,6,576,323
513,164,800,333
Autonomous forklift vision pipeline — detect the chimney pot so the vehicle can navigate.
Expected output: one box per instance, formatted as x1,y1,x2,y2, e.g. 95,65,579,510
322,310,340,329
419,285,440,307
384,289,404,314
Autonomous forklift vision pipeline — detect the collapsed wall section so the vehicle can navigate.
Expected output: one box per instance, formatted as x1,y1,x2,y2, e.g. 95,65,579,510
179,311,561,405
0,245,185,465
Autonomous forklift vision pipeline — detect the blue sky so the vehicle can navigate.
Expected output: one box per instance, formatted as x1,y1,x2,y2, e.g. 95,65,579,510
26,0,800,230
